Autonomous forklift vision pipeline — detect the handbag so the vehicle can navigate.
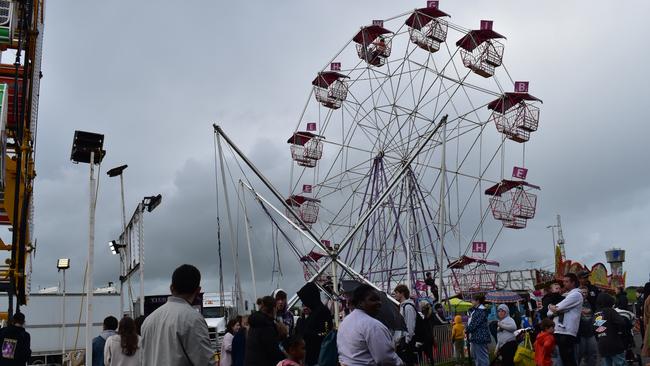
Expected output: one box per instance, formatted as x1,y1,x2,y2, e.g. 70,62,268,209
513,333,535,366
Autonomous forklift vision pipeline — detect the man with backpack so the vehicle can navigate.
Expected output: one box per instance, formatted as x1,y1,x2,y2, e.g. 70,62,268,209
394,284,419,366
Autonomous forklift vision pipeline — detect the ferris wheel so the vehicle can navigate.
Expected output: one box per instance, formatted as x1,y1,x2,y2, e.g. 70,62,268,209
281,1,543,298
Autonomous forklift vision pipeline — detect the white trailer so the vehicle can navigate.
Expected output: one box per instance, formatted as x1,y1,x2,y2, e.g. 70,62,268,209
21,292,120,364
202,292,254,351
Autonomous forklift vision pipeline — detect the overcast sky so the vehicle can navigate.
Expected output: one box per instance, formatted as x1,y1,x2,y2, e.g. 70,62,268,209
20,0,650,306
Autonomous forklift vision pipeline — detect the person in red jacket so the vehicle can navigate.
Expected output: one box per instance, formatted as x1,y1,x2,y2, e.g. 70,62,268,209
534,319,556,366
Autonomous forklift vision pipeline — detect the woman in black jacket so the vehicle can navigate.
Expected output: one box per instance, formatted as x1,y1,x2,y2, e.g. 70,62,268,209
594,293,629,365
244,296,286,366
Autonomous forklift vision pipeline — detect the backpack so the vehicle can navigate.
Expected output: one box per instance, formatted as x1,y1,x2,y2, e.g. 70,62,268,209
318,330,338,366
403,302,428,344
620,315,635,349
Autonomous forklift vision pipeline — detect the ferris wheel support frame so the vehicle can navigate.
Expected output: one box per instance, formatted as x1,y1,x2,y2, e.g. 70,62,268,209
238,180,375,306
214,114,448,305
214,125,393,305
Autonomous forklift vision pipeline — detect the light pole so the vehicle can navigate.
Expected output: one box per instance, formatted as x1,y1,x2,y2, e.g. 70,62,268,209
139,194,162,316
70,130,105,366
109,240,127,315
57,258,70,364
107,165,128,316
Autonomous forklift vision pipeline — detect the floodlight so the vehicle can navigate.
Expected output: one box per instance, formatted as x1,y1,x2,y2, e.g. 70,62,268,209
70,130,106,164
143,194,162,213
107,165,128,177
109,240,126,255
57,258,70,270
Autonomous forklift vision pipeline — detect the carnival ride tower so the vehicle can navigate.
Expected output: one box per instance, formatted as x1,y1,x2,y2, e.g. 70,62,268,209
0,0,46,313
605,248,625,287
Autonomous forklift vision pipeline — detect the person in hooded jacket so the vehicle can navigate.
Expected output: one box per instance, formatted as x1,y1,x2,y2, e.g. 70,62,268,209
451,315,465,362
244,296,286,366
495,304,517,366
273,289,295,336
296,283,333,366
593,292,628,366
0,312,31,366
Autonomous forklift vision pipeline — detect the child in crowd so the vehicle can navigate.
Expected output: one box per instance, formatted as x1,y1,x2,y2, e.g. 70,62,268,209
541,282,565,323
277,336,306,366
451,315,465,363
534,319,556,366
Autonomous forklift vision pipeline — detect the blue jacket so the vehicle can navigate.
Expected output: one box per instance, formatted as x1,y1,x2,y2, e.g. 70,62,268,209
466,306,491,344
232,329,246,366
91,330,116,366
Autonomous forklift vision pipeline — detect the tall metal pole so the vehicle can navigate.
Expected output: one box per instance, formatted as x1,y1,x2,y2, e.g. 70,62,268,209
238,182,258,302
139,203,145,317
61,269,66,361
332,245,340,328
406,210,411,293
438,122,447,302
216,132,243,312
85,151,96,366
119,174,127,317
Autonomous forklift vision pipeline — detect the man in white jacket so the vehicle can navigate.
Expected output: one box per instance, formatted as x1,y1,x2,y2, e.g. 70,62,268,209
141,264,216,366
549,273,582,366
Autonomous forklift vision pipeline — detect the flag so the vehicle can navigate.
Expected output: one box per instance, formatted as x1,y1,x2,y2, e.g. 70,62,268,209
372,20,384,27
306,122,317,131
512,166,528,179
302,184,312,193
427,1,439,8
514,81,529,93
415,280,428,292
330,62,341,71
480,20,493,30
472,241,487,253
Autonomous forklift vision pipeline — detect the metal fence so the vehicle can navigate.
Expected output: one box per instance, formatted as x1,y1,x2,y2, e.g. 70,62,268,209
430,324,457,364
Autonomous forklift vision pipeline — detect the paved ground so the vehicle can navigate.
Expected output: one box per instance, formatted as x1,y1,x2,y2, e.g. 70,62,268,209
633,333,648,365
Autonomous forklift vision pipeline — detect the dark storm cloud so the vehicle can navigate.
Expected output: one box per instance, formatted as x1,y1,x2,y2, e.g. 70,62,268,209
27,0,650,301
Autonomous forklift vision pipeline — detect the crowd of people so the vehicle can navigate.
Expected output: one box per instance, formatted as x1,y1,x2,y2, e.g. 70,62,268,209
1,264,649,366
